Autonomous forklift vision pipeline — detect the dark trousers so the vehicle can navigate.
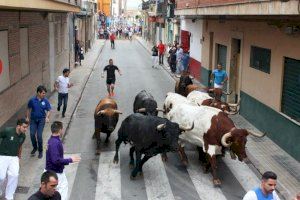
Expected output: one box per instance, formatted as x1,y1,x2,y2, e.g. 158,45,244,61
30,118,45,152
111,40,115,49
159,54,164,64
170,62,176,73
58,93,68,115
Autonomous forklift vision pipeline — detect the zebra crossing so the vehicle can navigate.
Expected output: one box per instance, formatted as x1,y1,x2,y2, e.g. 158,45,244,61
63,149,261,200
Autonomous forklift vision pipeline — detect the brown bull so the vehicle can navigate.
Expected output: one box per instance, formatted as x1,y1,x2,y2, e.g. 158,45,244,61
202,99,239,114
94,98,122,155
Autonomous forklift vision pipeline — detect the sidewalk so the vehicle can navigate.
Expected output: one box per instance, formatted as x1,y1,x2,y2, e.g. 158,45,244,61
0,39,106,199
136,36,300,200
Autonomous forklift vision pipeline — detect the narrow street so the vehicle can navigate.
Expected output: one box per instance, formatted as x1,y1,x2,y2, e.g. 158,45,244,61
59,39,252,200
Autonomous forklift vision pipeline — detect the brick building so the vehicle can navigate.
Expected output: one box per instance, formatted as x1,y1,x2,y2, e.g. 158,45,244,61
0,1,81,127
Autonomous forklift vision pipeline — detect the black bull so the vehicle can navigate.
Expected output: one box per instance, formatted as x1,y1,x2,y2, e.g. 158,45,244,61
113,113,183,179
133,90,161,116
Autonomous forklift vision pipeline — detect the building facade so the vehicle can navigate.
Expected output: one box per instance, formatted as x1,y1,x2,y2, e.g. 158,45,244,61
0,0,81,127
175,0,300,161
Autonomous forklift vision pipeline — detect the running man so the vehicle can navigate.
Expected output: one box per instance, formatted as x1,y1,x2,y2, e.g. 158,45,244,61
210,63,228,89
101,59,122,97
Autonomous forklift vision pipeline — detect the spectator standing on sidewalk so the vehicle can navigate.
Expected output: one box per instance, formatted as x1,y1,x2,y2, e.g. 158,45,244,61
54,68,73,118
243,171,280,200
169,46,177,73
26,85,51,159
176,45,184,74
151,45,159,68
45,121,81,200
182,51,190,72
0,118,28,200
157,40,165,65
28,171,61,200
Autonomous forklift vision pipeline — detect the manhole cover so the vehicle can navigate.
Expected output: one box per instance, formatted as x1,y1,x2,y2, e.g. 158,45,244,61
16,186,30,194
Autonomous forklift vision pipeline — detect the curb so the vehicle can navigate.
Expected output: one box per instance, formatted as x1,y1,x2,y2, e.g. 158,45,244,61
62,40,106,141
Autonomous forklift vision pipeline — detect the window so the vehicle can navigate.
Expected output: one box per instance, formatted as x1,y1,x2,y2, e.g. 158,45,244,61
250,46,271,73
281,57,300,122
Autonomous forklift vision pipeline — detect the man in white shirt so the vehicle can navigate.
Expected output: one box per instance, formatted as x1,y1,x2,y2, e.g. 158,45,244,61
243,171,280,200
54,68,73,118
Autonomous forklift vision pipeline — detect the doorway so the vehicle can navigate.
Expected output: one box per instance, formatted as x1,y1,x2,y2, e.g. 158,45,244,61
229,38,241,103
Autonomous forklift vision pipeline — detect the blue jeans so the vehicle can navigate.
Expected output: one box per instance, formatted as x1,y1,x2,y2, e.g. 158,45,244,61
58,93,68,115
30,118,45,152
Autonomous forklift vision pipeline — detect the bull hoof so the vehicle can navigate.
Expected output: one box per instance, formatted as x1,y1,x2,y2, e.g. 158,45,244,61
130,175,136,180
182,160,189,167
161,155,168,162
213,179,221,186
95,150,101,155
129,163,134,169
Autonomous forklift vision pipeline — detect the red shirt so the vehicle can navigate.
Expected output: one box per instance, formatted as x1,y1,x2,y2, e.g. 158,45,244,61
157,43,165,54
110,34,115,41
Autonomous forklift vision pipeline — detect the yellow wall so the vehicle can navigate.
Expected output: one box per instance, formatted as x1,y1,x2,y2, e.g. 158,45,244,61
202,19,300,111
97,0,111,16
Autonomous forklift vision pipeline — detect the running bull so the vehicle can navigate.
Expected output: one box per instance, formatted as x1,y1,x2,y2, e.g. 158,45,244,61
167,103,265,186
113,113,193,179
94,97,122,155
175,73,193,96
187,90,239,114
133,90,164,116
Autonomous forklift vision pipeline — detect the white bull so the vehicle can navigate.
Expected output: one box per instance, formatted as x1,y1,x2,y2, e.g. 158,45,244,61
187,90,212,105
167,103,223,156
163,92,196,114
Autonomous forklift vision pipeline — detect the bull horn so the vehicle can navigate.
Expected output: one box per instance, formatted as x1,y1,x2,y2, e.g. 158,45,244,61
222,91,232,95
224,110,238,115
97,110,105,115
156,108,165,112
248,130,266,138
180,122,194,132
114,110,123,114
221,132,232,147
156,123,166,131
136,108,146,113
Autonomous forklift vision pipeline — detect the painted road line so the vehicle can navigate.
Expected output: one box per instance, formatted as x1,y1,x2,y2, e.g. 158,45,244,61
186,151,227,200
64,153,81,200
222,153,260,191
143,155,176,200
95,151,121,200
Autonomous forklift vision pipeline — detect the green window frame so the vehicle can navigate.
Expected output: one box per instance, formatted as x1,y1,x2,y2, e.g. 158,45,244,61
250,46,271,74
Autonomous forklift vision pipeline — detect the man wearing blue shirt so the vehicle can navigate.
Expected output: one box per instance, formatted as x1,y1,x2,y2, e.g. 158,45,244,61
46,121,80,200
243,171,280,200
210,64,228,88
26,85,51,159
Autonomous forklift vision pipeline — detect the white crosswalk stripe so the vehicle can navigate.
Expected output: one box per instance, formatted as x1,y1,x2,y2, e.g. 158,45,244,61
64,154,81,200
95,151,121,200
143,155,176,200
62,150,263,200
186,151,227,200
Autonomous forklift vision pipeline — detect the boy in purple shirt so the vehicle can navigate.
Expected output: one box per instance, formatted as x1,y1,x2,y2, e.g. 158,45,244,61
46,121,81,200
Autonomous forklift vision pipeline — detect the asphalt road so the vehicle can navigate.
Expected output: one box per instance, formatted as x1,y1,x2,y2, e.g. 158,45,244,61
63,39,249,200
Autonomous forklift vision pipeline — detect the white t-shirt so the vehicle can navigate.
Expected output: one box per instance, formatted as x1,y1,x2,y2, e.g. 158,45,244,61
243,190,280,200
56,75,69,94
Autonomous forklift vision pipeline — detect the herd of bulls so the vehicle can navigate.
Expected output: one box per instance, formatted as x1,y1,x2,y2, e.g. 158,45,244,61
93,73,266,186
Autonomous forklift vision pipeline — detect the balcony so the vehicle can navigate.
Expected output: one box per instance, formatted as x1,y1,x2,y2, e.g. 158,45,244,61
175,0,300,15
0,0,81,12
